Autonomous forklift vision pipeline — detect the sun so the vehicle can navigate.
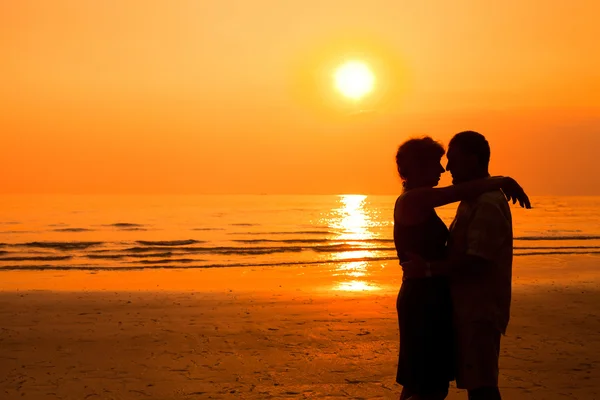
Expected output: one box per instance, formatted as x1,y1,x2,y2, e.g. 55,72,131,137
334,60,375,100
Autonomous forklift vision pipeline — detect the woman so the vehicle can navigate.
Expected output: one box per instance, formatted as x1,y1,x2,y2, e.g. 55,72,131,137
393,137,528,400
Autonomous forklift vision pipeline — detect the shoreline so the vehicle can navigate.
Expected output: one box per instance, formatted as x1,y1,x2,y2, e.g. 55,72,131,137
1,254,599,293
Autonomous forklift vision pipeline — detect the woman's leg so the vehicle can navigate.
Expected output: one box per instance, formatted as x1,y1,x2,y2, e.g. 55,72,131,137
399,386,413,400
406,382,449,400
407,391,448,400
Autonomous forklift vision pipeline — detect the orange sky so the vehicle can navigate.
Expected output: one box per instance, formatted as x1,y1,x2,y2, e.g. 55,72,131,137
2,1,599,195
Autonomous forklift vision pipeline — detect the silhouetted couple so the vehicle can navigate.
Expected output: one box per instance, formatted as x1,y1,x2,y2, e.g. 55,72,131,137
393,131,531,400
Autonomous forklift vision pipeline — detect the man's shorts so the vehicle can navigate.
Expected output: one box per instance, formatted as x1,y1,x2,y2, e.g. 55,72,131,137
455,321,502,390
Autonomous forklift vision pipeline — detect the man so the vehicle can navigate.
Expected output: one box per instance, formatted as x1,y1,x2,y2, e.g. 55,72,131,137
403,131,525,400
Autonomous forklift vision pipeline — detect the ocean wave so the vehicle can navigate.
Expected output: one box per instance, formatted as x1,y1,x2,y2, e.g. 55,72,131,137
515,235,600,241
514,246,600,250
123,246,197,253
129,252,174,258
0,255,72,261
233,238,394,244
103,223,148,230
311,244,395,253
122,245,278,253
135,240,203,246
118,243,389,255
229,230,334,236
123,246,304,255
19,241,104,250
4,248,600,270
0,255,399,271
53,228,94,232
233,238,330,244
134,258,198,264
87,254,126,260
87,252,176,259
515,250,600,256
215,247,304,255
105,223,145,228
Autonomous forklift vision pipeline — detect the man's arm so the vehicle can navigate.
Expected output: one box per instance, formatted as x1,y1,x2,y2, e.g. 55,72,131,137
400,176,529,218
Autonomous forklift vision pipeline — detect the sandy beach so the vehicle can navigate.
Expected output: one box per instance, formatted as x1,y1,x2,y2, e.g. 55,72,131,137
1,255,599,400
3,0,600,396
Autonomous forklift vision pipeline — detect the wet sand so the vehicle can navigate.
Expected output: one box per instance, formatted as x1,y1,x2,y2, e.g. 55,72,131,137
1,255,599,399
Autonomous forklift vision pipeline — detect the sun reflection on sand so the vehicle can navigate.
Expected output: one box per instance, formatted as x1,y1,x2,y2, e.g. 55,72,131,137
334,280,380,292
334,260,367,277
327,195,382,292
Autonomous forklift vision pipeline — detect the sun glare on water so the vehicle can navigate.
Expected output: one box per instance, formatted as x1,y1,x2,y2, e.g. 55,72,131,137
334,61,375,100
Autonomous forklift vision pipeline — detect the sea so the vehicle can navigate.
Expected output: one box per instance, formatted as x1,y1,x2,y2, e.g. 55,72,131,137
0,195,599,271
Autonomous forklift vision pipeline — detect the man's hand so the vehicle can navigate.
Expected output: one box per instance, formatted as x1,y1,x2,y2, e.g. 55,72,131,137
501,177,532,209
401,252,430,279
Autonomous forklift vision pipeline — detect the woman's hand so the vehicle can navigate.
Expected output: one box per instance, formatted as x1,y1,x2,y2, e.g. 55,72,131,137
501,177,531,209
401,252,431,279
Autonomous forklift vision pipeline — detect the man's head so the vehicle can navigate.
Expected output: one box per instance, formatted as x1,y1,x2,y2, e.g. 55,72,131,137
446,131,490,184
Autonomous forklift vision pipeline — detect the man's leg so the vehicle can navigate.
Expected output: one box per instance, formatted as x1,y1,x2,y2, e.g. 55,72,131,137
455,322,502,398
405,392,448,400
467,387,501,400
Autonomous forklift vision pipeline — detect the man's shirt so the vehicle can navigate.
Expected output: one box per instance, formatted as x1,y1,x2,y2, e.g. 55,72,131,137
448,190,513,333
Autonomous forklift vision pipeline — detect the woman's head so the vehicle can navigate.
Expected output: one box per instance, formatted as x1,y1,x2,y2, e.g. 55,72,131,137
395,136,445,189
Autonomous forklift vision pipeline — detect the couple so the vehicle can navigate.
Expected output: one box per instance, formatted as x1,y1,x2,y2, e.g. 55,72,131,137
393,131,531,400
